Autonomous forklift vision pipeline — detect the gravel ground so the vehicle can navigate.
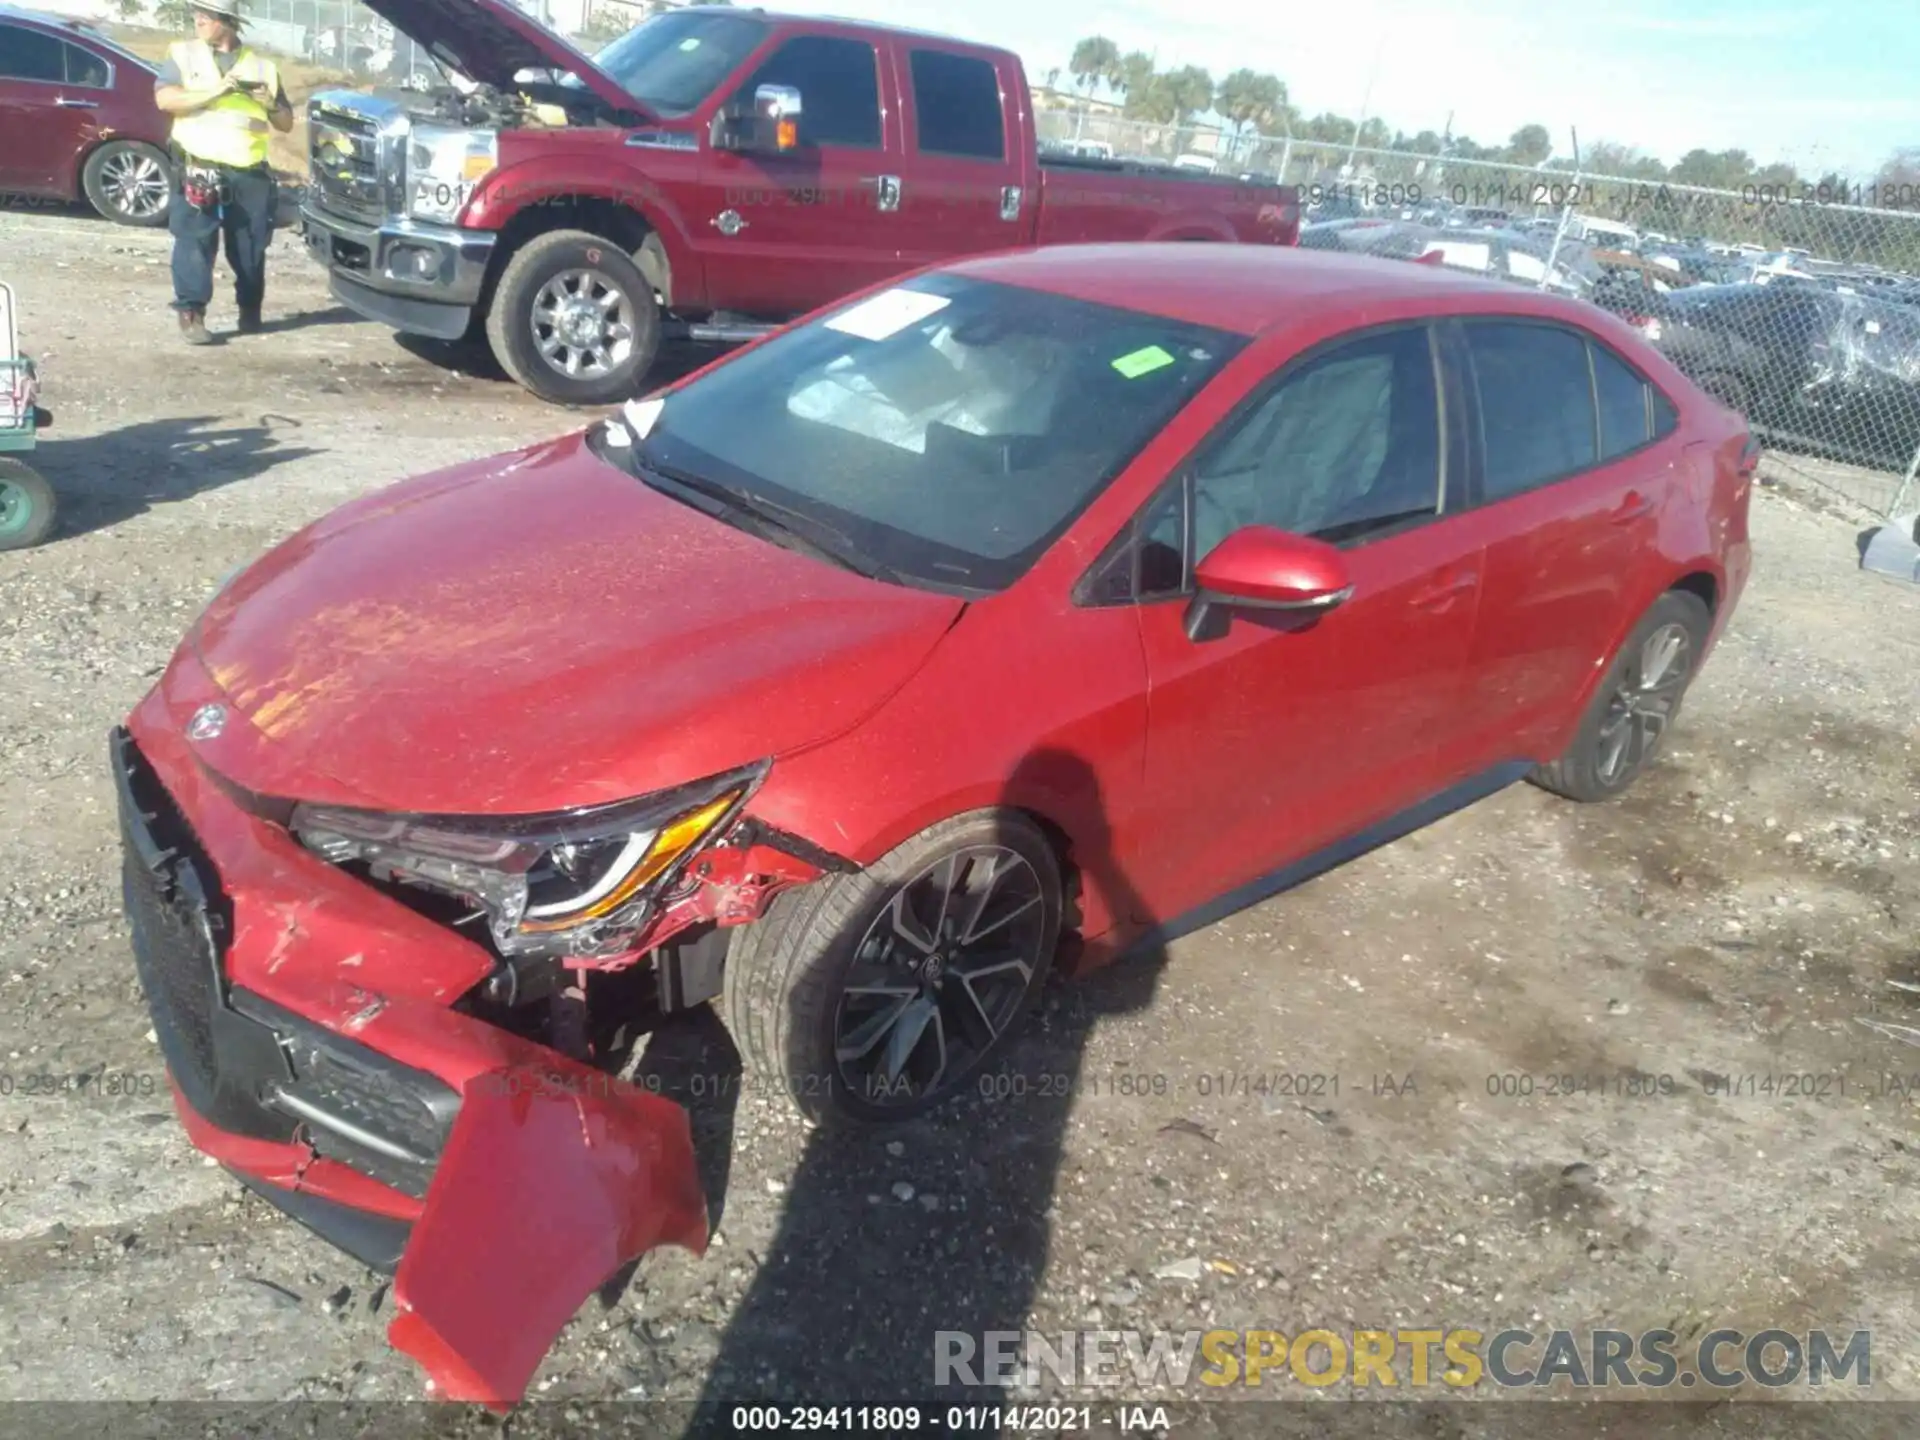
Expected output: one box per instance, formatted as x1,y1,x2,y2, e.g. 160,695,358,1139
2,205,1919,1434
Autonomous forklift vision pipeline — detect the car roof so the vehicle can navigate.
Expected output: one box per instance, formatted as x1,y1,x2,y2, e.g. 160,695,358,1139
944,243,1598,337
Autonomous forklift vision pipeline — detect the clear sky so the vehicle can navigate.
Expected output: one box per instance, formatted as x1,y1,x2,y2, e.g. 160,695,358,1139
799,0,1916,179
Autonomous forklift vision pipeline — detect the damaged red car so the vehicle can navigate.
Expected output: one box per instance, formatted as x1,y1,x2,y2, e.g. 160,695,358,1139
113,243,1754,1406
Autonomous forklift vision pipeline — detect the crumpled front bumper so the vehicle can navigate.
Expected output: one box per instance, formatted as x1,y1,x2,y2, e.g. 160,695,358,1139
112,673,710,1409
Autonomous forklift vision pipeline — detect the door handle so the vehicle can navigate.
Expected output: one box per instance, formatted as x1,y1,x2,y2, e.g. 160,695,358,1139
873,174,901,212
55,97,100,108
1611,491,1655,523
1409,569,1477,611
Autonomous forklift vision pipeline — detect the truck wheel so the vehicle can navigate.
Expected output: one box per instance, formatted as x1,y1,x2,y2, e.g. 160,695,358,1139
0,458,58,552
486,229,662,406
82,141,171,227
723,810,1063,1125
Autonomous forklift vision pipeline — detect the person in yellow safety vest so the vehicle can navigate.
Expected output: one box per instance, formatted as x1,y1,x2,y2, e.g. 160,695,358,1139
153,0,293,345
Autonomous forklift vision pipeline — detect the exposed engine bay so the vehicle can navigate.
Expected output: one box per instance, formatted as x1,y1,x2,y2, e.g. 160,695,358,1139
394,71,639,131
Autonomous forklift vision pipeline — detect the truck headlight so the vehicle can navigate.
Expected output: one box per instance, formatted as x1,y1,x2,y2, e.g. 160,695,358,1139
289,760,768,959
405,124,497,224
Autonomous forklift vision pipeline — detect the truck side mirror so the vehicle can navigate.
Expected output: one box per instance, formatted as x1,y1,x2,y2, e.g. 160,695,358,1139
710,83,804,154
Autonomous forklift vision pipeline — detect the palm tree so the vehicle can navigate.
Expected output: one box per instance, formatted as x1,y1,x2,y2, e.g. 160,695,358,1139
1217,68,1287,162
1115,51,1159,118
1068,36,1122,98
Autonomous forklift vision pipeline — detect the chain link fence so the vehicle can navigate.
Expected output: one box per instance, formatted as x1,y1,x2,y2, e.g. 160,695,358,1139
105,6,1920,519
1039,116,1920,519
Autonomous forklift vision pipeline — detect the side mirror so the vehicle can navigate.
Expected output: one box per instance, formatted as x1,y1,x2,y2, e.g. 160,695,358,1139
1185,525,1354,642
710,83,804,154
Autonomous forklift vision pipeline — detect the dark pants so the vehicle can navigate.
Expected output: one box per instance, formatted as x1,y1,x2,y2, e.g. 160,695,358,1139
168,164,277,314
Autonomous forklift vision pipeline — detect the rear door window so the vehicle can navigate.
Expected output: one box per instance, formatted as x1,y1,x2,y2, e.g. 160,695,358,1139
64,41,110,88
1591,340,1653,459
1463,320,1599,499
907,49,1006,160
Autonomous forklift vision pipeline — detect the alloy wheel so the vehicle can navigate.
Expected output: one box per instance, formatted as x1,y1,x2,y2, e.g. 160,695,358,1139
1595,621,1691,785
100,150,168,221
832,846,1048,1109
529,268,636,381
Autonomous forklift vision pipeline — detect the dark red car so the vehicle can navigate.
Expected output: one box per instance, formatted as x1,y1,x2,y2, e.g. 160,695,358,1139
0,4,172,225
114,244,1753,1406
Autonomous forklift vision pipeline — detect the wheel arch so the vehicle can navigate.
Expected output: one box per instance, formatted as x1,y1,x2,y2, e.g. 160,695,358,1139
756,783,1119,945
1547,568,1722,762
476,192,687,319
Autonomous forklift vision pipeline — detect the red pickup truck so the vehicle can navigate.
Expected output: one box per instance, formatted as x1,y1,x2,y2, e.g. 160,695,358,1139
300,1,1301,404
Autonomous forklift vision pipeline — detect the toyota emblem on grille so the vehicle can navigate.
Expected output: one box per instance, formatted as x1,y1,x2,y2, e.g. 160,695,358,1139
186,703,228,741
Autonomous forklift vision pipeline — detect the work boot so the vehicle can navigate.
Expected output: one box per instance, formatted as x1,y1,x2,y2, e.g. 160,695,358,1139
178,308,213,346
236,307,262,335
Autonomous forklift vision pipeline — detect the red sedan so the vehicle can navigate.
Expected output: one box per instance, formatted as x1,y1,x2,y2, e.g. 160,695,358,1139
0,4,172,225
113,243,1753,1406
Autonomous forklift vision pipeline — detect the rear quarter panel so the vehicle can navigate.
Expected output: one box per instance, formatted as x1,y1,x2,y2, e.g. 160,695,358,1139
1035,166,1297,246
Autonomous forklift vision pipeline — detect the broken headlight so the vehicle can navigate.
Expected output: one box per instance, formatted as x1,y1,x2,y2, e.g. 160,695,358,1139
289,760,767,959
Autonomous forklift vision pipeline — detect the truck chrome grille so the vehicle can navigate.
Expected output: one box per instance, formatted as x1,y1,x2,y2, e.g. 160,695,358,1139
307,94,400,224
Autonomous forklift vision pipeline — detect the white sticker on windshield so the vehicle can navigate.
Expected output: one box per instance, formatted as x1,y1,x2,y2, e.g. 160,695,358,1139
824,288,952,342
621,396,664,439
678,36,702,50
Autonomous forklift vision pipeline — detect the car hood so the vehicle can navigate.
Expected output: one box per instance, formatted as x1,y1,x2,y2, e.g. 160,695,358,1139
188,432,964,816
353,0,644,117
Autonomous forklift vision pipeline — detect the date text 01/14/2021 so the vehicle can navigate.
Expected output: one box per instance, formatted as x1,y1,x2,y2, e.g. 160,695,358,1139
728,1405,1173,1432
974,1071,1416,1101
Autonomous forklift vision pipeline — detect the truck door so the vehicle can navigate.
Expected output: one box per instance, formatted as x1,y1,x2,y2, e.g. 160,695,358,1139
696,32,907,316
884,41,1034,270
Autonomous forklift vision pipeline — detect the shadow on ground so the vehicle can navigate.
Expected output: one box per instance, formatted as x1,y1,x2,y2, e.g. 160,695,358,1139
395,334,734,396
635,746,1175,1435
28,413,323,540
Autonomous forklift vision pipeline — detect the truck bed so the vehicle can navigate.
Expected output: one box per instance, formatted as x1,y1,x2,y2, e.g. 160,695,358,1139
1035,156,1300,248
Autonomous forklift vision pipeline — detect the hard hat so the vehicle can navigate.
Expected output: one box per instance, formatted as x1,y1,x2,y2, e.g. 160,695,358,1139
191,0,245,21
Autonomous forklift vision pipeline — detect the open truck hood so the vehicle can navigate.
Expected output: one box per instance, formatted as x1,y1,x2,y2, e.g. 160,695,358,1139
353,0,648,118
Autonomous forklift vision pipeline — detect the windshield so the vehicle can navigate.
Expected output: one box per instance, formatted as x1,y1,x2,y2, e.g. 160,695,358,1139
610,274,1246,593
588,10,769,116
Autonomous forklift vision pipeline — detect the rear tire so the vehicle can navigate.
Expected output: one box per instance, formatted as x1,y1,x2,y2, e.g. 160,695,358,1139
485,229,661,406
1529,590,1712,803
723,810,1062,1125
0,458,58,551
82,141,171,227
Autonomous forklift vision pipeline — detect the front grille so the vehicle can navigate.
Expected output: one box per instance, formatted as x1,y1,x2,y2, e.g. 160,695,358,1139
307,96,395,225
113,729,296,1143
121,805,219,1102
113,727,459,1196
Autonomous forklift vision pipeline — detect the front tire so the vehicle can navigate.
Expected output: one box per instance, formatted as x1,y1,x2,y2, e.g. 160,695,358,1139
82,141,171,227
485,229,661,406
0,458,58,551
1530,590,1711,803
723,811,1063,1124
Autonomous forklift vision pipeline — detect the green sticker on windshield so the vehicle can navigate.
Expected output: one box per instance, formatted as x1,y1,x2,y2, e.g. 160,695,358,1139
1112,344,1175,378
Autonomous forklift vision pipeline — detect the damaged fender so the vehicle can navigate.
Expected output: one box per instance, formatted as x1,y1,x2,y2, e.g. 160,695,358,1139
387,1057,709,1409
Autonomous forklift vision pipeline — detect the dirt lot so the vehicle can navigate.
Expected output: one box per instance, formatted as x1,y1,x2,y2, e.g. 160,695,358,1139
2,205,1919,1436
